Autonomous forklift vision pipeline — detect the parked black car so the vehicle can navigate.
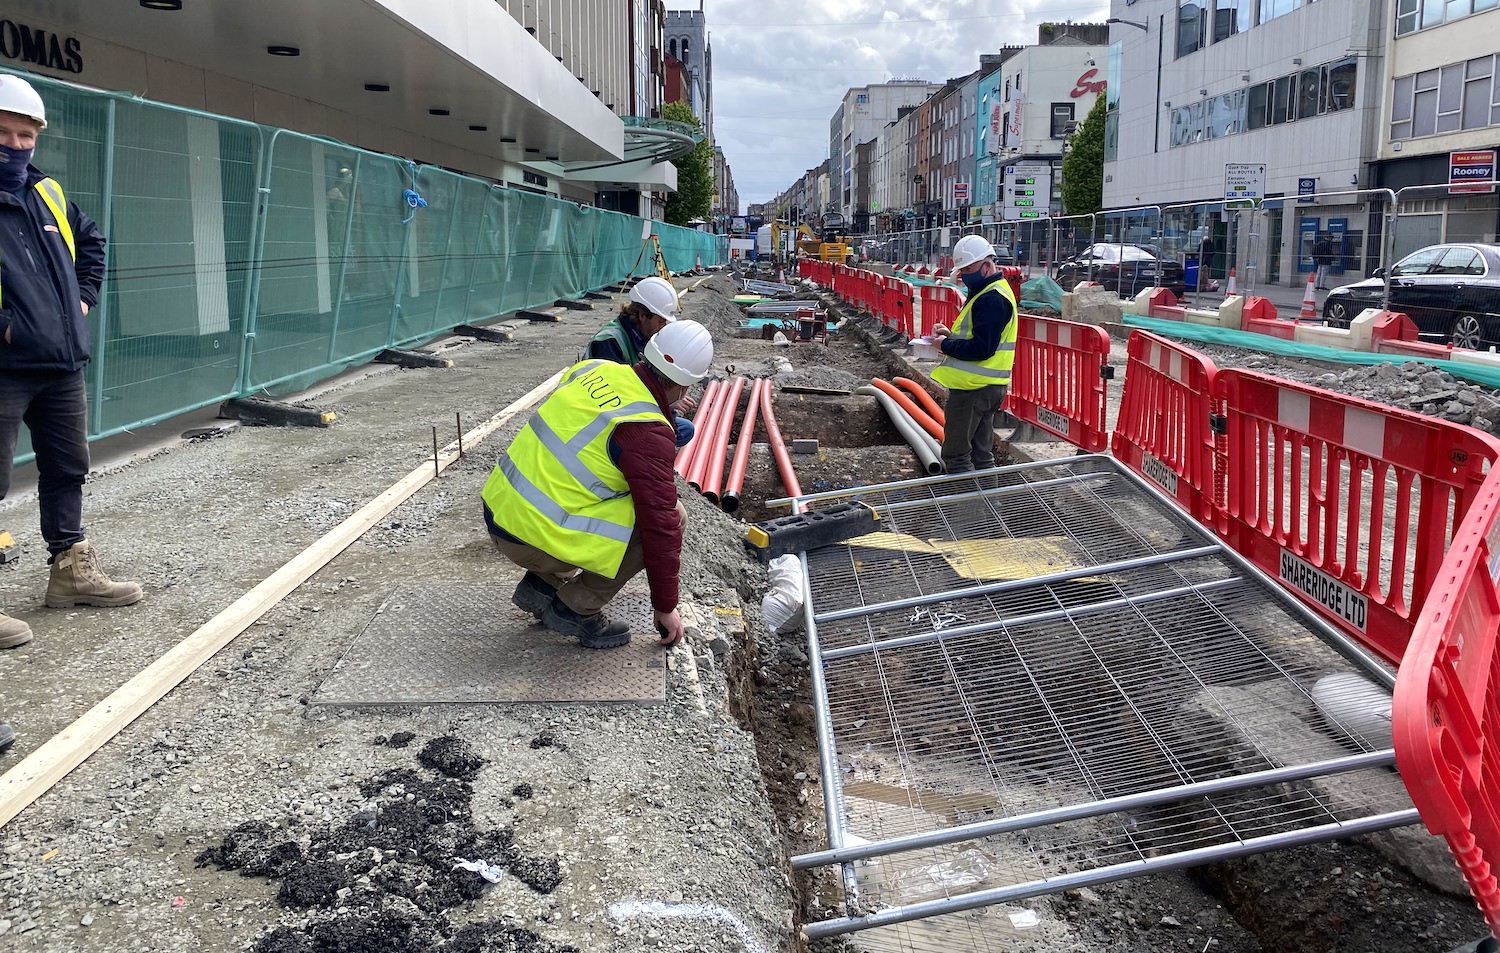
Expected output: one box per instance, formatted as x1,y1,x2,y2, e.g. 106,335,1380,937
1323,243,1500,351
1055,243,1187,297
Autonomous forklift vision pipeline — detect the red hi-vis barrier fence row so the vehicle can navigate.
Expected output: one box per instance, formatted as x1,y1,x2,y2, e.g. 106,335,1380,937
1113,331,1500,935
798,266,1500,926
803,266,1114,458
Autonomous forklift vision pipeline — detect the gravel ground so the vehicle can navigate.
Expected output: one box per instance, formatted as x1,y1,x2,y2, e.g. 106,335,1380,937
1,273,1493,953
0,280,791,953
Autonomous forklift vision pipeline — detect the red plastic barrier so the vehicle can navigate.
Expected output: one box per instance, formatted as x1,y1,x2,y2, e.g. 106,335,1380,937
1393,461,1500,938
1010,315,1114,453
1111,331,1222,525
918,283,963,338
1215,369,1500,666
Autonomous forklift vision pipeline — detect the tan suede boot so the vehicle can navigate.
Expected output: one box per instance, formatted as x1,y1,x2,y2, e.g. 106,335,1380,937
0,611,33,648
45,541,143,609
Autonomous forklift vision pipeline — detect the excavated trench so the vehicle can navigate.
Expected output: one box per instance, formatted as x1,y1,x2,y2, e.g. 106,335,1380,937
693,278,1489,953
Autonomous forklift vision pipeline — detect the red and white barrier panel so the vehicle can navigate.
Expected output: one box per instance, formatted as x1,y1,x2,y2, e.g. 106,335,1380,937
1394,458,1500,938
1214,369,1500,667
1011,315,1114,454
918,284,963,339
1111,331,1222,526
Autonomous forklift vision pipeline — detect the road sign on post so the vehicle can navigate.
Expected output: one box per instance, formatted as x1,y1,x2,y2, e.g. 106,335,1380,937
1224,163,1267,208
1002,163,1051,221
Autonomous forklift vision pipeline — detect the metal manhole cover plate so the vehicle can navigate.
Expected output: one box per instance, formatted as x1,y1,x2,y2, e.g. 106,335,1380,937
313,582,666,706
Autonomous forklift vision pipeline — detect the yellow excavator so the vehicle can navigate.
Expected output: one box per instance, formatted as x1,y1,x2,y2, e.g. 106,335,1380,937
770,216,855,264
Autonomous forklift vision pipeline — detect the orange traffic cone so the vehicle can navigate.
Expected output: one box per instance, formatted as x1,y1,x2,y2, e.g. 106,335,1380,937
1224,267,1237,297
1298,273,1318,322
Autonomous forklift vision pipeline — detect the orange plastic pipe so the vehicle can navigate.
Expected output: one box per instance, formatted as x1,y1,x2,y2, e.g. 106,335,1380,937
694,376,745,496
684,376,733,489
893,376,946,426
870,378,944,442
759,379,802,499
721,378,766,513
675,378,723,477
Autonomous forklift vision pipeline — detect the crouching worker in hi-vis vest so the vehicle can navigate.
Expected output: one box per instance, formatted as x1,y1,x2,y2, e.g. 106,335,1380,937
482,320,714,649
931,234,1017,474
584,275,697,449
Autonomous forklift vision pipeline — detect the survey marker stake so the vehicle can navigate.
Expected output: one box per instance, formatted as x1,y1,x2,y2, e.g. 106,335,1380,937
432,426,440,478
456,412,464,459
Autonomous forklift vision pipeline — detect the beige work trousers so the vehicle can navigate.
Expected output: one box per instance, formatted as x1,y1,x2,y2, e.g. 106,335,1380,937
490,501,684,615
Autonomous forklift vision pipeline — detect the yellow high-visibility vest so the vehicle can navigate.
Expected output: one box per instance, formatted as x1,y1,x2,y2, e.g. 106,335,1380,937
931,276,1018,392
0,177,76,311
481,359,668,577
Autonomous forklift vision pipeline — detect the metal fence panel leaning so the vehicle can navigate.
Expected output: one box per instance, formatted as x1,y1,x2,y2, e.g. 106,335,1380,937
10,70,719,466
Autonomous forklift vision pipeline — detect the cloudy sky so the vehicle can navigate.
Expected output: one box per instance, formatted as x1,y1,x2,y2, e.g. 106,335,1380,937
670,0,1112,207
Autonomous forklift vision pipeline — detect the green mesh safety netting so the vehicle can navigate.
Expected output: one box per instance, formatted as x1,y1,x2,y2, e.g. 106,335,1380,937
9,71,721,465
1123,315,1500,390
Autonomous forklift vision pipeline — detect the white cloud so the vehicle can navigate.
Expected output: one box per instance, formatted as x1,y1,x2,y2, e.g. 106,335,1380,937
669,0,1111,207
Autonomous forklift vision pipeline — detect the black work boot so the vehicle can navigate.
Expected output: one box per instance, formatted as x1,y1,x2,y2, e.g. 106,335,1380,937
511,572,558,619
541,601,632,649
0,721,14,754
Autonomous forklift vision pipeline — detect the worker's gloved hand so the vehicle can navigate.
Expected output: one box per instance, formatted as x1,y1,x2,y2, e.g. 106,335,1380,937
932,323,951,339
654,608,684,647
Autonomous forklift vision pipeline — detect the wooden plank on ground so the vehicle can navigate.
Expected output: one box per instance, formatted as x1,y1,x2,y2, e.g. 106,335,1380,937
0,370,563,829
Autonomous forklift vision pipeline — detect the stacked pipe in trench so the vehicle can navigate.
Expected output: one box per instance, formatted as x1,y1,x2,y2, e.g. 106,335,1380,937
858,377,944,475
674,376,801,512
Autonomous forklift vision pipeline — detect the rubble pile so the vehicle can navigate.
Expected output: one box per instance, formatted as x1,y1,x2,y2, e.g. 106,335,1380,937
1220,351,1500,437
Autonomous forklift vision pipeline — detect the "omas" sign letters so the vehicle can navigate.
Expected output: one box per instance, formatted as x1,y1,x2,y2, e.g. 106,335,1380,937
0,21,83,75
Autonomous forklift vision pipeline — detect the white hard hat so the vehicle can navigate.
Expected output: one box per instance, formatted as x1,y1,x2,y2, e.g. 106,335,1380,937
952,234,995,271
628,275,679,321
0,74,46,128
645,319,712,386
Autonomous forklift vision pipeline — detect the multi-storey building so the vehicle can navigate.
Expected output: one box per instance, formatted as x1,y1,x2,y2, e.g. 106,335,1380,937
1372,1,1500,255
0,0,688,213
830,80,943,225
1104,0,1385,286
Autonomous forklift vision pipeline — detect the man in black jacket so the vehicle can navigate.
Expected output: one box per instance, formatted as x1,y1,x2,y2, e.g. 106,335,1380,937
0,74,140,653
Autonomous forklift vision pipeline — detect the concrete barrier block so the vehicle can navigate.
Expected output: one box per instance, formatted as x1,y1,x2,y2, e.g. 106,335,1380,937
1346,308,1383,351
1450,347,1500,373
1218,295,1244,329
1182,308,1227,328
1295,324,1360,350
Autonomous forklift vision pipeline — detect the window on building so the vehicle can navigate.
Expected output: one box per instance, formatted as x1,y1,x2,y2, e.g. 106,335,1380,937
1411,69,1439,136
1324,59,1357,111
1398,0,1499,31
1296,68,1321,121
1176,1,1205,58
1050,102,1075,138
1391,54,1500,138
1437,63,1464,132
1248,82,1271,130
1271,75,1294,124
1259,0,1301,23
856,93,868,104
1390,74,1415,138
1396,0,1419,33
1213,0,1252,41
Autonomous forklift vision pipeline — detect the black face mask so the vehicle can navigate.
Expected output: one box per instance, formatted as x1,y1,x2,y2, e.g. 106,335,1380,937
960,270,990,294
0,143,32,192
